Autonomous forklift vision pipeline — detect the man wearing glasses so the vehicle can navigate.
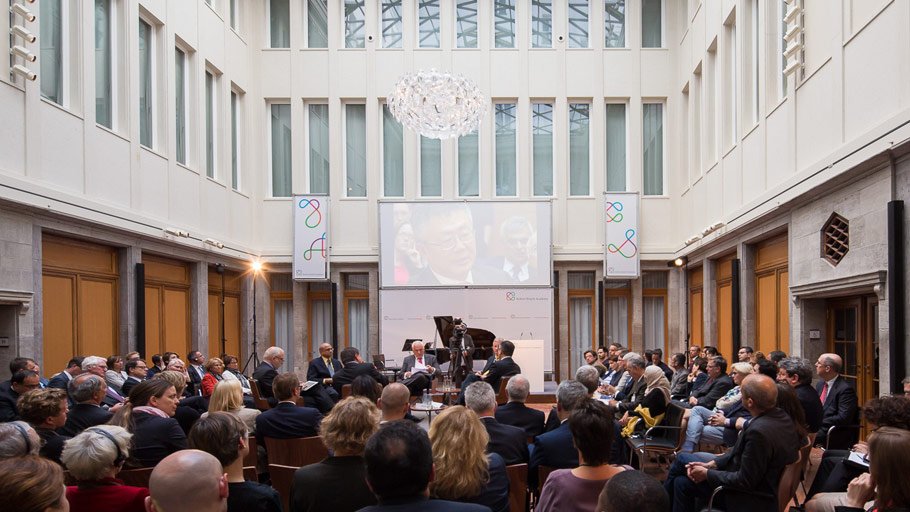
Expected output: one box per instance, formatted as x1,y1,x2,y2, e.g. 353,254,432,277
0,369,40,422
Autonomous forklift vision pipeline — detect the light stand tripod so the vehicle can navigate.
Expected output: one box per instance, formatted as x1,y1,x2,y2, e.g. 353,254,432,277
242,261,263,375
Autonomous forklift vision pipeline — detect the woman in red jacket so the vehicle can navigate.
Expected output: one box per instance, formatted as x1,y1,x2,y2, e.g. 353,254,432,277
61,425,148,512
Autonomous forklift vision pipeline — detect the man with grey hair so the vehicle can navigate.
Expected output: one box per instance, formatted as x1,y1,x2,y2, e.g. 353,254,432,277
495,375,545,437
614,354,647,413
399,340,440,396
82,356,124,407
465,381,528,465
544,364,601,431
529,380,589,489
496,215,536,283
777,357,823,433
59,373,114,436
145,450,229,512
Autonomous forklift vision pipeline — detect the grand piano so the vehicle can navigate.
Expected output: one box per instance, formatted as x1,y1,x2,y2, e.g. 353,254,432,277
429,315,496,366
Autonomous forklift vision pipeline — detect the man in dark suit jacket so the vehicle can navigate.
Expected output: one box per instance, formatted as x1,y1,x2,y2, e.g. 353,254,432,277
778,357,824,434
360,420,488,512
529,380,589,489
186,350,206,397
688,357,734,410
255,373,323,447
665,374,802,512
59,374,114,436
495,374,545,438
255,346,335,413
0,370,40,422
457,340,521,405
398,341,441,396
48,357,84,391
306,343,343,401
478,339,502,375
464,381,528,465
813,353,859,449
119,359,149,397
332,347,388,395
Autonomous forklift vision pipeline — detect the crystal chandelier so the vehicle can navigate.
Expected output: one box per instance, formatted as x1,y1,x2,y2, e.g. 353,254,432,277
387,69,487,140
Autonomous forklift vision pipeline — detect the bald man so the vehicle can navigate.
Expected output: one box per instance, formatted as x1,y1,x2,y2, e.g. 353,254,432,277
814,353,859,449
664,374,802,512
145,450,228,512
307,343,343,401
378,383,411,423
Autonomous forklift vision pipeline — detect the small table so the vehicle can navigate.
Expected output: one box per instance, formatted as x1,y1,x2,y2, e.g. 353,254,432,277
432,387,461,406
411,401,446,425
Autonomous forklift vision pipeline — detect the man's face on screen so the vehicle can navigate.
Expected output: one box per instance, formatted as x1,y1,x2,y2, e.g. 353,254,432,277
503,225,532,267
416,209,476,280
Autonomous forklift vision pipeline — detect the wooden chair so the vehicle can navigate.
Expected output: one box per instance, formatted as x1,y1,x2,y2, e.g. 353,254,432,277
117,467,155,488
243,436,259,480
341,384,352,399
269,464,297,512
538,465,556,490
505,464,528,512
249,379,271,411
495,380,509,405
264,436,329,467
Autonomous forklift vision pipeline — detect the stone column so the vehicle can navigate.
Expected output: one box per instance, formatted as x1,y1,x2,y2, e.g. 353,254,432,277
190,261,209,356
702,259,716,348
293,279,309,373
739,242,757,348
630,277,643,352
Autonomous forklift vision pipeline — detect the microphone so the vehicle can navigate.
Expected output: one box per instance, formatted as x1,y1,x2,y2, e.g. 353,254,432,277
529,331,533,338
519,332,524,339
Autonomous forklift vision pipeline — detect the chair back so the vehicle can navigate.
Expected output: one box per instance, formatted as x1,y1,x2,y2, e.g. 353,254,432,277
496,380,509,405
117,467,154,488
341,384,352,399
249,380,271,410
777,447,805,512
505,464,528,512
269,464,297,512
659,401,687,448
244,436,259,467
264,436,329,467
538,465,555,491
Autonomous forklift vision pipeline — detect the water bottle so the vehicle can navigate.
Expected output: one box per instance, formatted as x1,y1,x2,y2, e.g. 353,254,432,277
422,389,430,406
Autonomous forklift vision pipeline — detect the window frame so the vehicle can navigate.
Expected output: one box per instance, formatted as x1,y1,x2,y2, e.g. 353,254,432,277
641,101,666,197
494,102,518,197
268,101,293,198
531,101,555,197
604,101,628,192
380,102,405,197
343,102,368,198
417,0,441,49
568,101,593,197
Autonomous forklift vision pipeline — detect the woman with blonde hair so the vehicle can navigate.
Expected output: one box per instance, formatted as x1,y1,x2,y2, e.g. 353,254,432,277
428,406,509,512
202,380,259,434
838,427,910,511
200,358,225,398
0,455,68,512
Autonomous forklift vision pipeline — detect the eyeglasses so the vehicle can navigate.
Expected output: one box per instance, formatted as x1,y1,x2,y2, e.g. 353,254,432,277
421,230,475,251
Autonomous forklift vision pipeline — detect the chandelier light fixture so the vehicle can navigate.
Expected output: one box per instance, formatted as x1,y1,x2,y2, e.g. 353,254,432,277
387,69,487,140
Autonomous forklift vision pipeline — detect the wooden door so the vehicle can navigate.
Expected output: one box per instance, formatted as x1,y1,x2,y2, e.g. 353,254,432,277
827,296,877,436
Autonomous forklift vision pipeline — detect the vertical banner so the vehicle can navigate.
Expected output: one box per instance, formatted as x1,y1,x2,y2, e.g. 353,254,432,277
293,195,329,280
604,192,640,278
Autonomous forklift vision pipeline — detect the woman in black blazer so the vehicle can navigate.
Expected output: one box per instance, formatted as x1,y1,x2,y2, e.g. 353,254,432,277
110,379,187,468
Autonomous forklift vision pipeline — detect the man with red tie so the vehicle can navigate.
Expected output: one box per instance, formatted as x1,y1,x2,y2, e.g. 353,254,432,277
399,341,440,396
814,353,859,449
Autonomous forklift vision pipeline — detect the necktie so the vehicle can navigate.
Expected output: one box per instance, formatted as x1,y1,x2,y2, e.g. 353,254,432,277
820,382,828,403
326,359,334,376
418,358,423,365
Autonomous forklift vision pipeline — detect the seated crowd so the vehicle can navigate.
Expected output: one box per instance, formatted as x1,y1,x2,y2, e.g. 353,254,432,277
1,343,909,512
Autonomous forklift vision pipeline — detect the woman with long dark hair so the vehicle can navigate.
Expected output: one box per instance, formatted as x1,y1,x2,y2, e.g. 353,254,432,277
110,379,186,467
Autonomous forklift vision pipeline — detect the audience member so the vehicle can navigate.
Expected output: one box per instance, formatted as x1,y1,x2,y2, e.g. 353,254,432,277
596,470,669,512
332,347,389,396
399,340,441,396
145,450,229,512
0,420,40,457
614,354,648,414
255,372,322,446
682,362,753,452
429,406,509,512
186,350,207,397
0,455,68,512
120,359,149,396
686,359,708,395
253,347,285,406
202,379,260,434
669,353,690,399
82,356,124,407
835,427,910,512
619,365,671,441
768,350,788,364
17,387,70,463
351,374,383,404
59,374,113,436
575,365,601,395
651,349,673,380
494,375,545,438
188,412,281,512
687,357,733,410
200,358,226,398
306,343,343,401
221,355,253,396
537,400,627,512
458,340,521,404
754,359,778,380
529,380,589,489
777,357,824,433
48,356,84,390
814,353,859,449
290,397,379,512
378,382,411,423
464,381,527,465
110,379,186,467
147,354,165,378
61,425,148,512
105,355,126,392
737,346,754,362
0,369,40,421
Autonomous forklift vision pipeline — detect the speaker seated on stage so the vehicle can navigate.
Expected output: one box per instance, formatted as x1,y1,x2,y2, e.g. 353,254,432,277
457,340,521,405
398,341,441,396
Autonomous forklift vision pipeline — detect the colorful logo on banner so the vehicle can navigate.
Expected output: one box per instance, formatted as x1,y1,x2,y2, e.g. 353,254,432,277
506,292,516,301
604,193,640,278
293,195,329,280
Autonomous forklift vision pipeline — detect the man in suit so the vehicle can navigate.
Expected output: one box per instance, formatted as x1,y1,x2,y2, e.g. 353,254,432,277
494,215,538,283
0,370,40,422
6,357,48,388
81,356,124,408
814,353,859,449
529,380,589,490
255,346,334,413
360,421,488,512
777,357,824,434
664,374,802,512
614,354,648,413
687,357,734,410
398,341,441,396
186,350,206,396
255,373,322,446
58,373,113,436
651,349,673,381
146,450,229,512
332,346,388,396
306,343,343,401
378,383,411,423
457,340,521,405
495,374,545,438
47,357,84,390
477,338,502,376
120,358,149,397
465,381,528,465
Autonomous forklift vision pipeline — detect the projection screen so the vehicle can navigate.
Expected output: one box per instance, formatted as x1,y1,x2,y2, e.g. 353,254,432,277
379,201,552,288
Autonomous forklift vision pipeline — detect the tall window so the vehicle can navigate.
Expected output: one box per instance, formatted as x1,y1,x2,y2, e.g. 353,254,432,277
604,0,625,48
205,70,217,179
40,0,63,104
705,43,717,165
230,90,240,190
138,19,153,148
723,16,737,148
494,0,516,48
345,0,366,48
344,274,370,357
418,0,440,48
456,0,478,48
531,0,552,48
309,104,330,194
568,0,589,48
270,104,291,197
532,103,553,196
495,103,517,196
605,103,626,191
642,103,664,195
641,0,662,48
642,272,668,352
605,280,630,347
458,131,479,196
95,0,112,128
230,0,239,30
270,274,294,367
569,103,590,196
690,67,701,179
421,137,442,196
307,0,329,48
174,48,187,164
569,272,595,372
382,105,404,196
270,0,290,48
345,104,367,197
308,282,332,359
745,0,759,126
381,0,403,48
